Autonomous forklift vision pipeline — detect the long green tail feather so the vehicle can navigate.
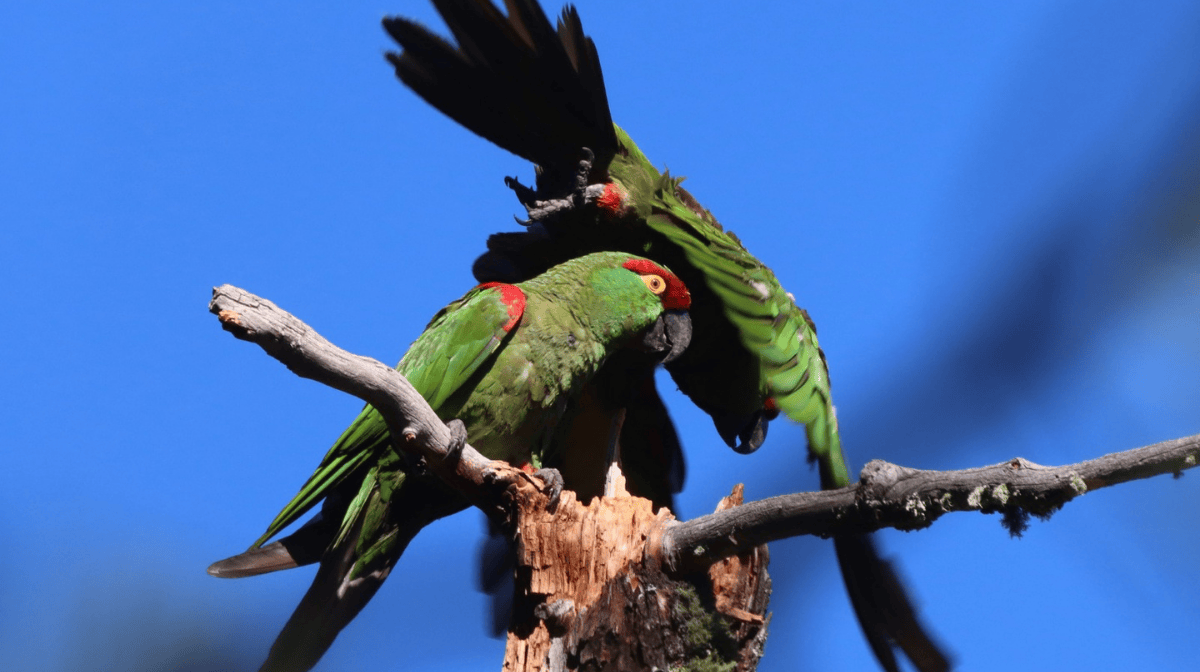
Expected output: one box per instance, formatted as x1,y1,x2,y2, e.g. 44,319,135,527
252,406,390,549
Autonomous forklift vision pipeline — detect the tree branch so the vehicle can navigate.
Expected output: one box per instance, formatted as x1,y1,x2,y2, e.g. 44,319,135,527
210,284,1199,576
660,435,1200,572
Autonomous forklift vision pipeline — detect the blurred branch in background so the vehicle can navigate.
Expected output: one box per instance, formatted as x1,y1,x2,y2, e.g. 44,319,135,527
837,9,1200,470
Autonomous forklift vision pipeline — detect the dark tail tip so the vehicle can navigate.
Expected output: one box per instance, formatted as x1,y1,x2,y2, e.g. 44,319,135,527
834,533,953,672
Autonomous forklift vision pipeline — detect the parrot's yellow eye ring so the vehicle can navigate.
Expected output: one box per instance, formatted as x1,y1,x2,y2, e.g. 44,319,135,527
641,274,667,295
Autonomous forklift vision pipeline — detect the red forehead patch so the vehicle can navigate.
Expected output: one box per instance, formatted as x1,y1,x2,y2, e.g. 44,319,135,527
621,258,691,310
476,282,526,332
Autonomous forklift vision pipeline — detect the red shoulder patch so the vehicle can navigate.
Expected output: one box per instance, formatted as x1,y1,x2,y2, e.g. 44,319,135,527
476,282,526,332
621,258,692,310
596,182,628,215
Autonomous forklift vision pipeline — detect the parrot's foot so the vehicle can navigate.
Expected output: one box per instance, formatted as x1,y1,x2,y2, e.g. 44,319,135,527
505,147,606,224
504,174,538,209
445,418,469,462
571,147,595,201
532,467,564,510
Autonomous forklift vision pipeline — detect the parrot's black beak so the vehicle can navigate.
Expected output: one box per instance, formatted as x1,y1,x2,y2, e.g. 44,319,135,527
642,309,692,364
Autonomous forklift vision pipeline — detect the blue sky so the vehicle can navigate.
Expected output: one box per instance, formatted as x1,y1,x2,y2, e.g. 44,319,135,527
3,2,1199,671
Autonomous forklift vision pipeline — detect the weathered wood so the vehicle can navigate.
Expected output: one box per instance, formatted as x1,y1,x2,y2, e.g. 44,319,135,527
706,485,771,672
501,473,770,671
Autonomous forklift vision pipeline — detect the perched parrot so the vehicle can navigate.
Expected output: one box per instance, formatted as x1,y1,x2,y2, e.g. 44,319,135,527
382,2,950,671
209,251,692,672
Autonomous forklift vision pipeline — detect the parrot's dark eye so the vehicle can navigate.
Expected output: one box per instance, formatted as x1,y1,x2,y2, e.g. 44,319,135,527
640,274,667,295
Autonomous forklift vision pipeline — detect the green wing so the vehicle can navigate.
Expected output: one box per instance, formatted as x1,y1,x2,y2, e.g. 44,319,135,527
397,282,524,409
647,187,849,487
249,284,525,549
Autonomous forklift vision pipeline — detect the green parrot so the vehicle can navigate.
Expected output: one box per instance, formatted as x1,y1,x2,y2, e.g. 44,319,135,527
382,2,949,671
209,251,692,672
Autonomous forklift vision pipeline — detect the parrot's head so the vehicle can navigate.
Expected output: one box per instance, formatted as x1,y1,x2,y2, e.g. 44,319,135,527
618,257,692,364
531,252,692,362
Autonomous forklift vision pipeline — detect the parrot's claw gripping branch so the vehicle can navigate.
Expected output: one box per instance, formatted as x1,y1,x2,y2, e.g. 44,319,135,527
531,467,565,510
209,284,527,513
444,418,469,463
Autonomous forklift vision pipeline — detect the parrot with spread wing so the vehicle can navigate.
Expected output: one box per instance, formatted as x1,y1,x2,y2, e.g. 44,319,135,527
381,2,950,671
209,252,692,672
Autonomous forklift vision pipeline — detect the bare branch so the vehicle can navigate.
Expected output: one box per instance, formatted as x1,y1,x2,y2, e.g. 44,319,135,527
661,436,1200,572
210,284,1200,577
208,284,526,516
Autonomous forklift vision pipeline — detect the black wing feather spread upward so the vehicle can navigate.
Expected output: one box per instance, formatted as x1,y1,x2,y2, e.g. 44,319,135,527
384,0,618,185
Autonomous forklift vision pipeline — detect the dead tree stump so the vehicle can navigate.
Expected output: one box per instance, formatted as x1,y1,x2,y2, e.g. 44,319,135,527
502,472,771,672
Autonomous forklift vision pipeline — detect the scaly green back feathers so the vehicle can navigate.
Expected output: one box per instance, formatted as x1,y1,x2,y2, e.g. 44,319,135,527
249,251,688,550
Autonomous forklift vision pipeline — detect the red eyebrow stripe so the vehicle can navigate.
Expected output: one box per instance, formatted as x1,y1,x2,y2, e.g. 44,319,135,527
476,282,526,332
621,258,691,310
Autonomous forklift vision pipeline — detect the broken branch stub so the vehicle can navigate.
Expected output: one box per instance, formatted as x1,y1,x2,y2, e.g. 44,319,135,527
501,474,770,672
